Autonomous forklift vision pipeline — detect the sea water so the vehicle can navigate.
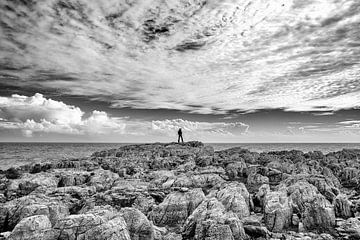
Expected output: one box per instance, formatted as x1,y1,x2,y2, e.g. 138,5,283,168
0,142,359,170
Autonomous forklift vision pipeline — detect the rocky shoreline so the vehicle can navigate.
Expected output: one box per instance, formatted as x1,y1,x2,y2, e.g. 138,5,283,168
0,141,360,240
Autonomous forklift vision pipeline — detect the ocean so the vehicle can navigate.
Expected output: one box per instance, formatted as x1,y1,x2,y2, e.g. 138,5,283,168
0,142,359,170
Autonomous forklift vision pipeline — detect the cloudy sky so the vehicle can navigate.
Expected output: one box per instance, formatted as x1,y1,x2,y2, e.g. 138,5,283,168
0,0,359,142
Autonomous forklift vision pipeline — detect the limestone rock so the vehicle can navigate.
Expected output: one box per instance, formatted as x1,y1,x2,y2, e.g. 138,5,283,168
302,194,335,232
120,207,154,240
150,188,205,227
209,182,251,219
334,194,353,219
7,215,54,240
182,198,247,240
264,190,292,232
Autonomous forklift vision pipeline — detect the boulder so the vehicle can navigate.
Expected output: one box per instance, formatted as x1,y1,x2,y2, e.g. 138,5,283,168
264,190,292,232
150,188,205,227
7,215,54,240
182,198,247,240
225,161,247,180
120,207,154,240
88,169,119,191
209,182,251,219
334,194,353,219
302,194,335,232
54,206,130,240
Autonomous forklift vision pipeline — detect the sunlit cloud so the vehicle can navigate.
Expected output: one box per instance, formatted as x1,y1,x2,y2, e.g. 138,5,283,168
1,0,360,114
0,93,248,140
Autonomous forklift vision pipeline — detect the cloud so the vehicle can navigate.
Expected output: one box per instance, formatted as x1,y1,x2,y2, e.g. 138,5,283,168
0,93,248,139
0,93,126,136
337,120,360,130
1,0,360,114
151,119,249,136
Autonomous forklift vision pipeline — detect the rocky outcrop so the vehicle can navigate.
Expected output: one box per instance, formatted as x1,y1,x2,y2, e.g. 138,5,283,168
150,188,205,228
263,190,292,232
182,198,247,240
7,215,53,240
1,142,360,240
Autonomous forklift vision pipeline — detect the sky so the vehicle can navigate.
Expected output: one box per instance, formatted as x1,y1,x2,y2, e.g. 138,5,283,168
0,0,359,142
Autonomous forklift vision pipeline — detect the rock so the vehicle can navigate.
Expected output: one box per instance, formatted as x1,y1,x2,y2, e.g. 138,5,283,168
171,173,225,189
55,170,91,187
209,182,251,219
5,168,21,180
334,194,353,219
225,161,247,180
254,184,270,211
82,216,131,240
264,190,292,232
302,194,335,232
292,214,300,226
6,172,58,199
2,142,360,239
0,194,69,232
150,188,205,227
7,215,54,240
182,198,247,240
120,207,154,240
54,206,131,240
337,217,360,239
88,169,119,191
246,167,269,192
285,180,319,214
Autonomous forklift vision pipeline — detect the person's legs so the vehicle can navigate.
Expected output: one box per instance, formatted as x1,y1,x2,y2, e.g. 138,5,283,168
181,135,184,143
178,135,180,143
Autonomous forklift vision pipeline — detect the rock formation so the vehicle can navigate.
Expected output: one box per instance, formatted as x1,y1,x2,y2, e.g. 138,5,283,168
1,142,360,240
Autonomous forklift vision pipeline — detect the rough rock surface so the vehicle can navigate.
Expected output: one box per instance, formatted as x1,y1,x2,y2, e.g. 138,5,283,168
1,142,360,239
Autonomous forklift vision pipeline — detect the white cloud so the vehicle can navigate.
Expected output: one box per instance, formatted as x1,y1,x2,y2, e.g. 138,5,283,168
338,120,360,125
0,94,126,136
151,119,249,139
0,94,248,139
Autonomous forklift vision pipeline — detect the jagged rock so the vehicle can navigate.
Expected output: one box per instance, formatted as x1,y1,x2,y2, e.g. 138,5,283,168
285,180,319,213
302,194,335,232
3,142,360,240
264,190,292,232
150,188,205,227
53,206,130,240
225,161,247,180
120,207,154,240
246,166,269,192
334,194,353,219
171,173,225,189
88,169,119,191
82,216,131,240
209,182,251,219
182,198,247,240
54,170,91,187
7,215,54,240
254,184,270,211
0,194,69,232
94,179,155,213
336,217,360,239
5,168,21,180
5,172,58,199
282,174,339,203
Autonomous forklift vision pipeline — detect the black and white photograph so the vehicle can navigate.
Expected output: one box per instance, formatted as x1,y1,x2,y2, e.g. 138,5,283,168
0,0,360,239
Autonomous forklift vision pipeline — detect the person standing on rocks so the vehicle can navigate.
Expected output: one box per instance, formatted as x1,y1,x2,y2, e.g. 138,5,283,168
178,128,184,143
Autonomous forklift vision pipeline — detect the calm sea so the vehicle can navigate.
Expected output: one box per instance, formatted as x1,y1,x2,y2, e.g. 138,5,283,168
0,142,359,170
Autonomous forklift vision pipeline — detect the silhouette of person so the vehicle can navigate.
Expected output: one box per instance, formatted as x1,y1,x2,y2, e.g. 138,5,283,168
178,128,184,143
